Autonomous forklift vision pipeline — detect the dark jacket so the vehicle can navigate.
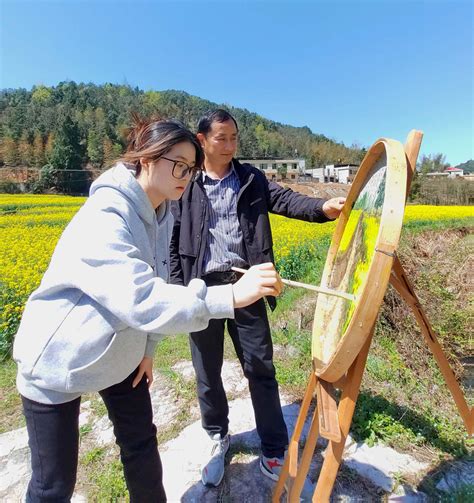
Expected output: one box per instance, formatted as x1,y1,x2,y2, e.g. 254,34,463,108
169,159,331,308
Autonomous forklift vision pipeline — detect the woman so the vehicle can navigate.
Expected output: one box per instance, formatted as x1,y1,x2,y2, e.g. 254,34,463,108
13,116,282,502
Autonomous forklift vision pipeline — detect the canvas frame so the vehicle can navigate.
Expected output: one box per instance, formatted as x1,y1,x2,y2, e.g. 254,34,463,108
312,138,407,382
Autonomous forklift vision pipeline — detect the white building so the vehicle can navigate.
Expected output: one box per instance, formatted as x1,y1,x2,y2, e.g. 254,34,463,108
240,158,306,181
444,167,464,178
322,164,359,184
304,168,324,182
425,172,449,178
426,168,464,179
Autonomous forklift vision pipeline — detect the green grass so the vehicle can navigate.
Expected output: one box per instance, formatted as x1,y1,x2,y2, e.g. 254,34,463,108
79,446,128,500
154,333,191,369
153,333,198,407
0,358,23,433
81,446,106,465
351,393,466,455
90,461,128,500
79,423,93,439
403,218,473,234
89,395,108,418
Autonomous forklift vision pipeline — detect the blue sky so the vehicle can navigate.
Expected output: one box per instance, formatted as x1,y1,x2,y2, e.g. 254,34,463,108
1,0,472,165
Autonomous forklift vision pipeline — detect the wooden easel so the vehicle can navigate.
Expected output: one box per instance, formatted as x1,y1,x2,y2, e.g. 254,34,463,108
273,131,473,502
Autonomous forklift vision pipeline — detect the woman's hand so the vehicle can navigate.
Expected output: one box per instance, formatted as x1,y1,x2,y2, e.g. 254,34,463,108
322,197,346,219
232,263,283,308
132,356,154,388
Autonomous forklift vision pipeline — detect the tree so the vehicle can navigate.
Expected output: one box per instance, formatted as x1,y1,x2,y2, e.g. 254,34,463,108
31,85,53,105
255,123,271,157
277,163,287,178
238,128,259,158
87,129,104,167
18,133,34,166
33,132,45,168
2,137,18,166
44,133,54,161
418,153,449,174
408,168,422,202
46,115,87,193
86,107,108,167
103,137,123,168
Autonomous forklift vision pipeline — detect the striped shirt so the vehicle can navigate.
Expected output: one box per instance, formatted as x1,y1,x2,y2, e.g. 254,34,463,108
202,164,248,274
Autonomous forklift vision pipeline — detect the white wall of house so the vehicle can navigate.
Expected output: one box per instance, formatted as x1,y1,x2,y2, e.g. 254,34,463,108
240,158,306,174
446,170,464,178
305,168,324,181
240,159,360,183
336,167,350,184
323,164,359,184
426,170,463,178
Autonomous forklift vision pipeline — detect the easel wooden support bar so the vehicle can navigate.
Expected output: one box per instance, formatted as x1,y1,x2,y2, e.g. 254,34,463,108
316,380,341,442
403,130,423,198
390,257,473,435
290,403,319,502
273,372,317,501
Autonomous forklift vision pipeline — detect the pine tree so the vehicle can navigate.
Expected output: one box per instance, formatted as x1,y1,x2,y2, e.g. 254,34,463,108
103,137,124,168
87,129,104,167
33,132,45,168
2,137,18,166
45,133,54,161
102,137,115,168
18,133,34,166
47,115,87,193
111,142,123,160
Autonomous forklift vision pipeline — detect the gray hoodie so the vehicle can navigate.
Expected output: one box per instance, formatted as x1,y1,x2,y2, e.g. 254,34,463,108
14,163,234,404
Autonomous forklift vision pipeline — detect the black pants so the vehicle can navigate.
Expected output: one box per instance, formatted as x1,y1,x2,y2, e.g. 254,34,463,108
22,368,166,502
190,278,288,458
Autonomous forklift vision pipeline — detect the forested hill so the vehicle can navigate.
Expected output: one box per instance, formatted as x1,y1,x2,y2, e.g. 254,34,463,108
0,82,364,170
456,159,474,174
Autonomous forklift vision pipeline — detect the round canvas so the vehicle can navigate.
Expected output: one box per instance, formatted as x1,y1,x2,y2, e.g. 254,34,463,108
312,138,407,382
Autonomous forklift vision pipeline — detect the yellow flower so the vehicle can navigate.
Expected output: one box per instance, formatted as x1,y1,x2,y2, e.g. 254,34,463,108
1,195,473,351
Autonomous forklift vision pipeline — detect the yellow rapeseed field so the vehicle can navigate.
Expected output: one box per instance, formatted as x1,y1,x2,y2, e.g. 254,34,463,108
0,194,472,356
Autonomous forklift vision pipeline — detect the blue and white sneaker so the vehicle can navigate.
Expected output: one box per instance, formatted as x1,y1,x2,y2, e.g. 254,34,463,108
260,454,314,501
201,433,230,487
260,454,285,481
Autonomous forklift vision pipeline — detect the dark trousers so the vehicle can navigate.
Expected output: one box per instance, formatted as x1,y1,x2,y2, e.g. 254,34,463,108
190,290,288,458
22,368,166,502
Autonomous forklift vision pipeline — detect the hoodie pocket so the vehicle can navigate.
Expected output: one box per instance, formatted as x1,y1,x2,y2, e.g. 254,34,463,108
30,298,140,394
66,327,146,393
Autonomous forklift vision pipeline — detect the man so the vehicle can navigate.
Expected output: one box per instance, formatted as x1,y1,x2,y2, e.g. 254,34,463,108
170,109,345,490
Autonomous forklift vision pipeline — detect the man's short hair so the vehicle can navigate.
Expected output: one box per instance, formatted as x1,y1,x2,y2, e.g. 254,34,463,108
197,109,239,135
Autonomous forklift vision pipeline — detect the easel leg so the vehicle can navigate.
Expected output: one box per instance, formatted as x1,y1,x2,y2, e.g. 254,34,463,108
288,404,319,502
313,327,375,502
273,372,317,502
390,256,473,435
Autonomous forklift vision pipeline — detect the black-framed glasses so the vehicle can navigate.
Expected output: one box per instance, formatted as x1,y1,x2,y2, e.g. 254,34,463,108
160,156,200,180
